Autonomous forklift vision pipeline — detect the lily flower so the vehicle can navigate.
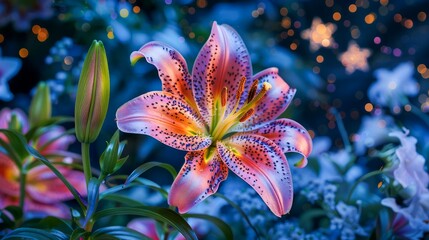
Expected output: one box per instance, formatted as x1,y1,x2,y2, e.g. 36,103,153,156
0,108,86,218
116,22,312,217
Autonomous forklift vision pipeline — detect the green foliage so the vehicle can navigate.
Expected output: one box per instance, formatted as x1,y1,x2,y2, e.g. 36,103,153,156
125,161,178,186
184,213,234,240
90,226,151,240
93,207,198,240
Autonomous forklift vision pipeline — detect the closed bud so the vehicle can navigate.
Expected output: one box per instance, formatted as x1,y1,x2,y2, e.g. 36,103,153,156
75,40,110,143
29,82,51,128
9,113,22,132
99,130,127,175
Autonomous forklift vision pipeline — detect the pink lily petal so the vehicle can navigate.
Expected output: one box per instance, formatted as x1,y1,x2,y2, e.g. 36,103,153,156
24,199,70,218
0,153,19,197
36,125,75,155
192,22,253,124
26,165,86,204
234,68,296,131
0,194,70,218
116,91,211,151
217,134,293,217
168,149,228,213
246,119,312,168
127,218,160,240
130,42,196,109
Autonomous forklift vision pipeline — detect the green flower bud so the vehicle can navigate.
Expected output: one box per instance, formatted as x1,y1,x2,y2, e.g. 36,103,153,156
29,82,51,128
9,113,23,132
99,130,127,175
75,40,110,143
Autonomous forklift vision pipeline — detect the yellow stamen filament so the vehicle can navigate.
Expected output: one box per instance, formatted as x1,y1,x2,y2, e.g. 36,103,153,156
211,81,272,141
239,108,255,122
221,87,228,107
247,79,259,103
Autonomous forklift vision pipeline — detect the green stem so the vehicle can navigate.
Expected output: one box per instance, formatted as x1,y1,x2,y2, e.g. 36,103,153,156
330,108,352,152
347,170,384,202
81,142,92,186
19,170,27,210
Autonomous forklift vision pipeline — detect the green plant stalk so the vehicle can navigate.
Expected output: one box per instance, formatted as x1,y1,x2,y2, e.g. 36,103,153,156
347,170,385,202
330,107,352,151
81,143,92,186
19,170,27,210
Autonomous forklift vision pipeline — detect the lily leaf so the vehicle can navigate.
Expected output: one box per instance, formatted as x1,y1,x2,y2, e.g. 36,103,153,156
101,193,146,207
25,116,74,141
93,207,197,240
125,161,177,186
23,216,73,236
3,228,60,240
4,206,23,221
83,178,101,227
100,177,168,200
0,129,29,168
91,226,151,240
70,228,89,240
183,213,234,240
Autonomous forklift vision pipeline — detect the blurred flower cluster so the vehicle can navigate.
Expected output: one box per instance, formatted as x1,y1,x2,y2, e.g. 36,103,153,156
1,0,429,239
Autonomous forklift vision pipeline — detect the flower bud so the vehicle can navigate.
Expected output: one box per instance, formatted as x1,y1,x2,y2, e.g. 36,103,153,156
99,130,127,175
9,113,22,132
75,40,110,143
29,82,51,128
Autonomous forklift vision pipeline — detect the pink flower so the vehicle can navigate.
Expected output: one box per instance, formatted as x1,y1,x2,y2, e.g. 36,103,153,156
116,22,312,217
0,108,86,218
389,213,425,239
389,129,428,195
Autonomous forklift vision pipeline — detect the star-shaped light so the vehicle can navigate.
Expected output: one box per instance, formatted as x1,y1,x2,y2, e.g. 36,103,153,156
301,17,337,51
368,62,418,113
339,42,371,74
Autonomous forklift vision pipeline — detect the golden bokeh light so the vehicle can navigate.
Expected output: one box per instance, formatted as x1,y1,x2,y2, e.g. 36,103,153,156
333,12,341,21
19,48,29,58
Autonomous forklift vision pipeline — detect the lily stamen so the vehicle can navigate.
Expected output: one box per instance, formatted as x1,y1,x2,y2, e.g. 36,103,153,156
247,79,259,103
221,87,228,107
239,108,255,122
236,76,246,100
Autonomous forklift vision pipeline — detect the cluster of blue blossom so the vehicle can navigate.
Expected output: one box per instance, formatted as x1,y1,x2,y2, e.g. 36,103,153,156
41,37,84,102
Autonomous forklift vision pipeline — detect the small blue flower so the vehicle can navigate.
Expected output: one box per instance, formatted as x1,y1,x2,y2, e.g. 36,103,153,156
368,62,419,113
0,49,21,101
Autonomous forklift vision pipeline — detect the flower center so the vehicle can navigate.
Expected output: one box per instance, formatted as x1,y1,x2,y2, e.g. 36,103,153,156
210,77,271,142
